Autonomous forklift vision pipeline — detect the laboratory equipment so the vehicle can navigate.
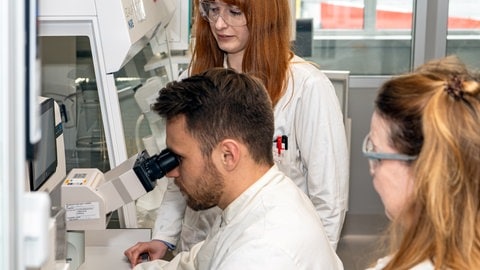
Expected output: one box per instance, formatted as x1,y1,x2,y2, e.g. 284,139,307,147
62,147,177,269
146,0,192,81
28,98,61,192
62,148,179,231
26,97,67,198
134,76,168,154
27,97,179,269
38,0,177,229
39,0,176,170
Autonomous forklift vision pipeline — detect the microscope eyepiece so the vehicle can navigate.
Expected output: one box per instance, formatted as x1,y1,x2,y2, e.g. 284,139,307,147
133,149,180,192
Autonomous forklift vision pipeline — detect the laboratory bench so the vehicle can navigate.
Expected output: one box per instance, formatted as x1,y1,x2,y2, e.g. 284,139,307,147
78,229,151,270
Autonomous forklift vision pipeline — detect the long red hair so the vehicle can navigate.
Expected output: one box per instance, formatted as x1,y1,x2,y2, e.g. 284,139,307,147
190,0,294,106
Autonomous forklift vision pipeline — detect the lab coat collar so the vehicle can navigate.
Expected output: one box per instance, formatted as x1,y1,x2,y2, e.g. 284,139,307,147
221,165,280,226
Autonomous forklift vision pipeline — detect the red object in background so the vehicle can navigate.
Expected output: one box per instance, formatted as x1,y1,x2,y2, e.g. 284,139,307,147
376,9,412,29
320,2,480,30
448,17,480,29
320,3,364,29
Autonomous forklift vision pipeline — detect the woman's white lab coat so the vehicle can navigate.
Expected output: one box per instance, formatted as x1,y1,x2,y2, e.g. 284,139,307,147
367,256,434,269
152,55,349,251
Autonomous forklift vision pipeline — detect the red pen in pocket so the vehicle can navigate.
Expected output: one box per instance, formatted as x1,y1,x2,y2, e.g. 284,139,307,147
275,135,288,155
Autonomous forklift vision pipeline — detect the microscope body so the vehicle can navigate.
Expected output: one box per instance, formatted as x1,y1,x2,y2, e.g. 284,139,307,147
61,149,178,230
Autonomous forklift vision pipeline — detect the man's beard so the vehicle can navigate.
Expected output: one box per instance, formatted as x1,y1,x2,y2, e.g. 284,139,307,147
176,159,224,211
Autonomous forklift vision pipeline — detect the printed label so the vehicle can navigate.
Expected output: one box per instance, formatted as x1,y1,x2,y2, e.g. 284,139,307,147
65,202,100,221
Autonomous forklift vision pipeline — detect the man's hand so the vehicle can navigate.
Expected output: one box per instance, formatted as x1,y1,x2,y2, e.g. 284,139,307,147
124,240,169,268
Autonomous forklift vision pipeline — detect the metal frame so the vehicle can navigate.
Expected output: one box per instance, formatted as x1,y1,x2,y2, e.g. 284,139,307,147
322,70,352,154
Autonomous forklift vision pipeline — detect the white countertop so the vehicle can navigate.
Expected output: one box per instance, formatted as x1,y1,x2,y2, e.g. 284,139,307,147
78,229,151,270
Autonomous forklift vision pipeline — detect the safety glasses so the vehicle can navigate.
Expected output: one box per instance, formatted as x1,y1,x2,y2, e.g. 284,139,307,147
199,0,247,27
362,134,417,168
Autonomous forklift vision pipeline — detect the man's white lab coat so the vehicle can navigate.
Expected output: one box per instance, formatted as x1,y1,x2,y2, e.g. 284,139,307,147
135,166,343,270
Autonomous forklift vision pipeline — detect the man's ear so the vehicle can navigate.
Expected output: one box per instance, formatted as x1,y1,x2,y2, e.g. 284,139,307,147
218,139,240,171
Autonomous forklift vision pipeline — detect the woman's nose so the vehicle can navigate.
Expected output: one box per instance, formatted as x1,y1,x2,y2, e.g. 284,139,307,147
368,162,376,177
214,14,228,29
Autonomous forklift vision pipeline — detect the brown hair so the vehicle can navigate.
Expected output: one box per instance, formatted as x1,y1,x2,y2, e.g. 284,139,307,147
375,55,480,269
153,68,274,166
190,0,294,107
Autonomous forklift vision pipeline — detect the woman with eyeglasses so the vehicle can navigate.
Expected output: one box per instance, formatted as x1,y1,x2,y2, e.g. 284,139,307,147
363,55,480,269
125,0,349,266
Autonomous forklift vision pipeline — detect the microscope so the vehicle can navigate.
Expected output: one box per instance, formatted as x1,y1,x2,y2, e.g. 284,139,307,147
61,149,179,231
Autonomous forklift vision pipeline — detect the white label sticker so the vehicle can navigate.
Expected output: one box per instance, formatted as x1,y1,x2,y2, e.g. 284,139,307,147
65,202,100,221
64,173,88,185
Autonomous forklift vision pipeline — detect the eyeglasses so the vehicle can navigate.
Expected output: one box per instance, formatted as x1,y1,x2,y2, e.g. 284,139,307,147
199,0,247,27
362,134,417,168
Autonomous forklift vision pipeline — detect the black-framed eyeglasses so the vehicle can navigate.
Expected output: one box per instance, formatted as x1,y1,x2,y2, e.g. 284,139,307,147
362,134,417,168
199,0,247,27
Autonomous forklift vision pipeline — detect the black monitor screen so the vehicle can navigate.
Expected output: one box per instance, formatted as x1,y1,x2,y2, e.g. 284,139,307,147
29,98,58,191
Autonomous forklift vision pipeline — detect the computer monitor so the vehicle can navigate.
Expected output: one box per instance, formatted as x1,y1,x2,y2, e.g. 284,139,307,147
29,98,57,191
27,97,66,207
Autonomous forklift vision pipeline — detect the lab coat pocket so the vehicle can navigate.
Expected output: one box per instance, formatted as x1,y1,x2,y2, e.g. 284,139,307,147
273,135,291,176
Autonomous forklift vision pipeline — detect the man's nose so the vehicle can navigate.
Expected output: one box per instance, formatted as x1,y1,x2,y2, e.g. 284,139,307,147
166,166,180,178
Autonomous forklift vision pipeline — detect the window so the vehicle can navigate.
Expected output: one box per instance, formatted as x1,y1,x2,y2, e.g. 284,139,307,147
40,36,110,173
296,0,414,75
446,0,480,69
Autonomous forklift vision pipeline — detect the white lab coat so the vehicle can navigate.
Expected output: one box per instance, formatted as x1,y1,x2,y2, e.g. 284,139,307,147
152,55,349,250
367,256,434,270
136,166,344,270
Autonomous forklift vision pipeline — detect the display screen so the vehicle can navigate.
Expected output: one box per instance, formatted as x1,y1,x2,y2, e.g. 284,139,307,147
29,98,58,191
